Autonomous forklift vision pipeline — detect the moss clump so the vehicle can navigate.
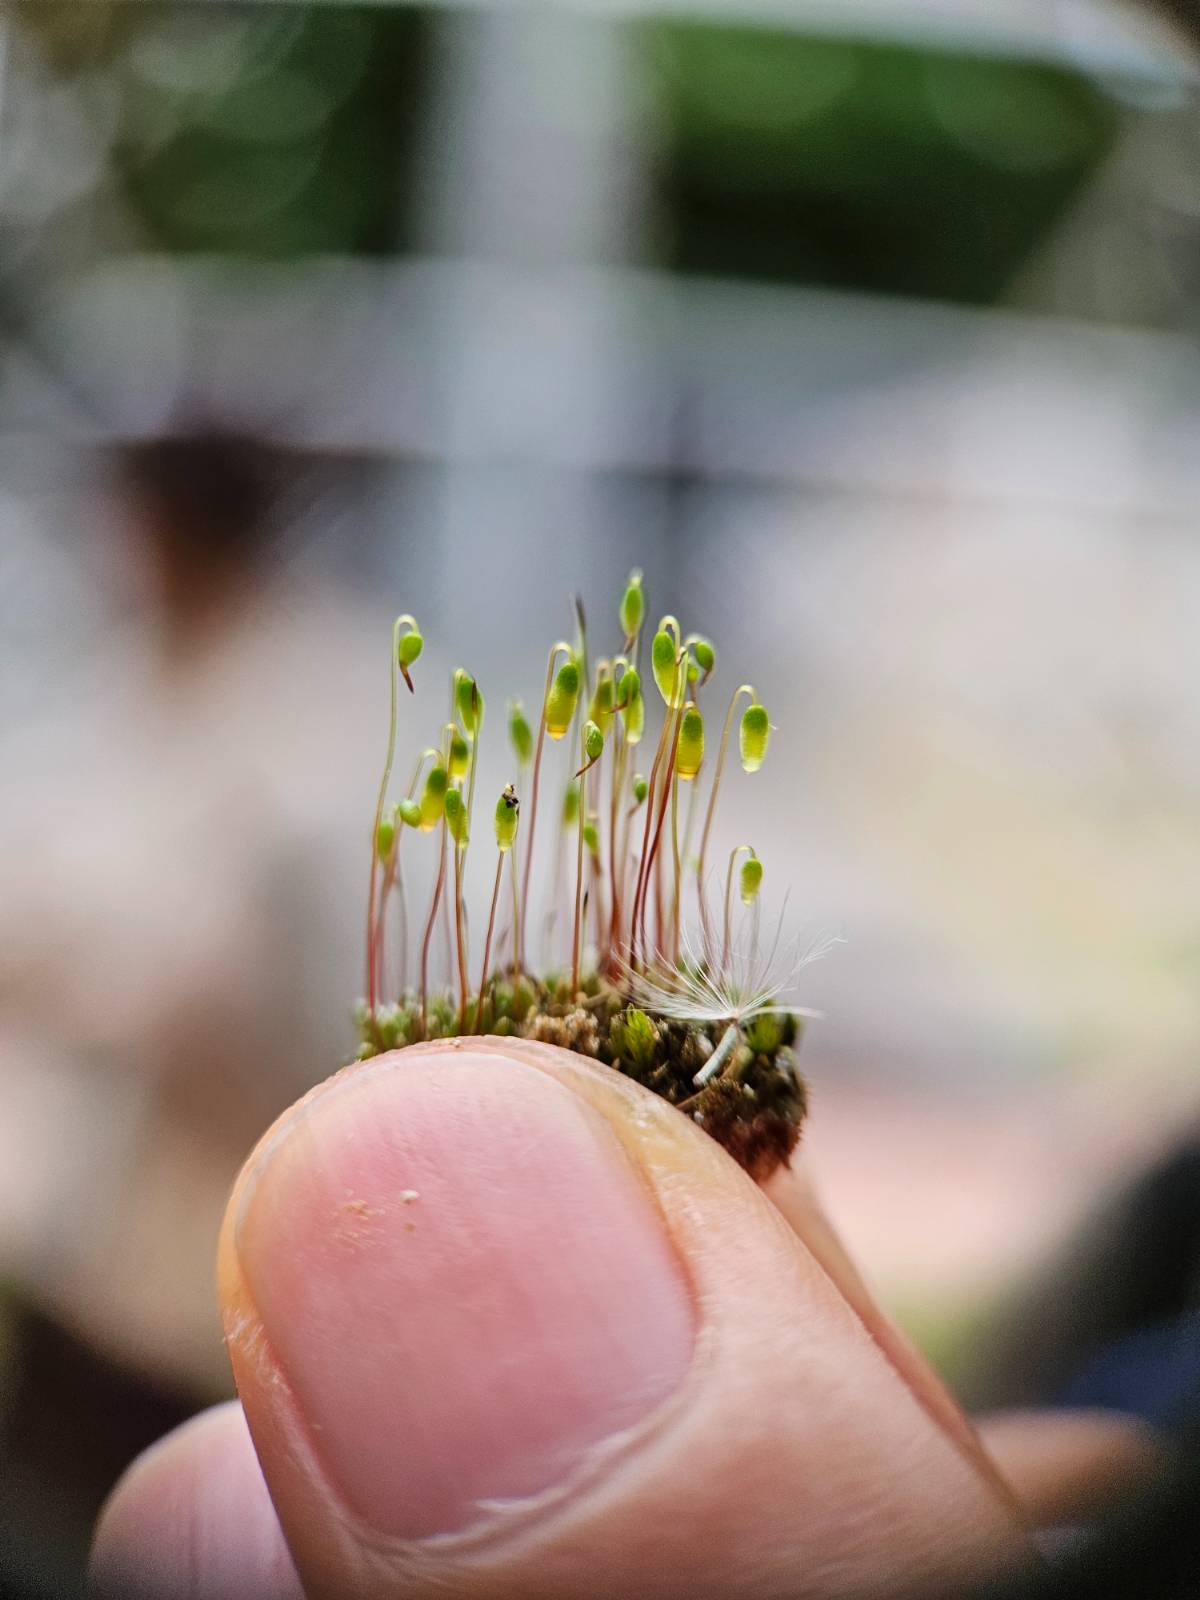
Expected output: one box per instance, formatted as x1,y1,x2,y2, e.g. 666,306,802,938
357,979,807,1181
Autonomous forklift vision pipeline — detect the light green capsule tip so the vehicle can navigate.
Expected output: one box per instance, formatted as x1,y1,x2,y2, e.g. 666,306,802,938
588,676,615,733
419,764,448,829
508,700,533,765
619,569,645,639
546,658,581,740
623,682,645,745
676,706,705,780
494,785,520,850
740,855,763,905
444,786,469,845
455,671,484,736
375,814,395,861
651,630,673,696
651,631,686,708
739,702,770,773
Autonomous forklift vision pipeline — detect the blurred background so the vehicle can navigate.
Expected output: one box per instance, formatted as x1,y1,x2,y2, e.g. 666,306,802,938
2,0,1200,1590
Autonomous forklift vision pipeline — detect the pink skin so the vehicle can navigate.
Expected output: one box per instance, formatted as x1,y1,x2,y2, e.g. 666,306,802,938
94,1040,1032,1600
233,1051,695,1540
91,1401,303,1600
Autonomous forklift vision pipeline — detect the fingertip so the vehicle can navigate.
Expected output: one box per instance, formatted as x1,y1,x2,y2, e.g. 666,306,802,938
89,1401,302,1600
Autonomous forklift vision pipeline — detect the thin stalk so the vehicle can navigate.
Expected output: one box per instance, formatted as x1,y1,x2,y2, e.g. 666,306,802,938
395,866,409,999
628,621,683,964
697,684,755,958
441,863,454,982
637,694,684,965
518,641,572,973
453,841,469,1030
509,843,521,977
570,743,587,996
366,616,415,1017
606,729,625,967
373,847,396,1003
631,653,686,967
680,773,702,922
462,710,481,853
669,770,682,965
420,817,449,1035
629,660,682,969
473,852,505,1033
604,661,634,972
654,797,667,955
722,844,753,973
394,747,437,999
590,847,606,952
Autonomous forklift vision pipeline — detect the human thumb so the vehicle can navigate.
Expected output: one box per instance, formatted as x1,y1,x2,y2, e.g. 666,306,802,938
213,1037,1026,1599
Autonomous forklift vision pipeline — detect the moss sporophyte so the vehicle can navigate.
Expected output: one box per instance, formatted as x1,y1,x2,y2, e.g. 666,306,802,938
356,575,837,1181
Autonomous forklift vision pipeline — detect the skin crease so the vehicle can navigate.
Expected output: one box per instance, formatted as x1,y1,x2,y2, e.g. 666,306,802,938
192,1038,1030,1600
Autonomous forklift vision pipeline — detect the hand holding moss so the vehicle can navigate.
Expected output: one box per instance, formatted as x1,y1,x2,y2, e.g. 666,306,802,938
91,1038,1028,1600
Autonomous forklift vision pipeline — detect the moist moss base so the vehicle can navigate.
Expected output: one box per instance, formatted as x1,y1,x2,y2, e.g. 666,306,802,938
356,975,807,1181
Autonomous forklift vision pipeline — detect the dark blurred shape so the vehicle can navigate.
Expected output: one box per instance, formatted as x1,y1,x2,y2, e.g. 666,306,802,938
1150,1,1200,45
968,1135,1200,1436
112,428,286,654
976,1423,1200,1600
1,1305,194,1600
116,429,279,561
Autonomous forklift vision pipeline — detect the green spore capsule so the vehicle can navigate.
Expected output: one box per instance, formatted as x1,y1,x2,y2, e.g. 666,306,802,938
375,811,395,861
419,764,448,830
584,719,604,764
620,569,645,640
397,797,421,829
546,659,580,740
588,674,615,735
508,700,533,766
455,671,484,737
651,630,683,708
397,624,423,690
623,683,645,745
562,781,580,825
583,820,600,855
494,784,520,851
632,774,648,805
692,637,715,678
444,786,469,846
448,729,470,779
740,853,763,905
739,702,770,773
618,664,643,743
676,706,705,780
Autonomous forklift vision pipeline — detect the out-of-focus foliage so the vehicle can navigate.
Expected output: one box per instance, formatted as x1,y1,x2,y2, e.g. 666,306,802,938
647,24,1122,302
15,2,432,256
